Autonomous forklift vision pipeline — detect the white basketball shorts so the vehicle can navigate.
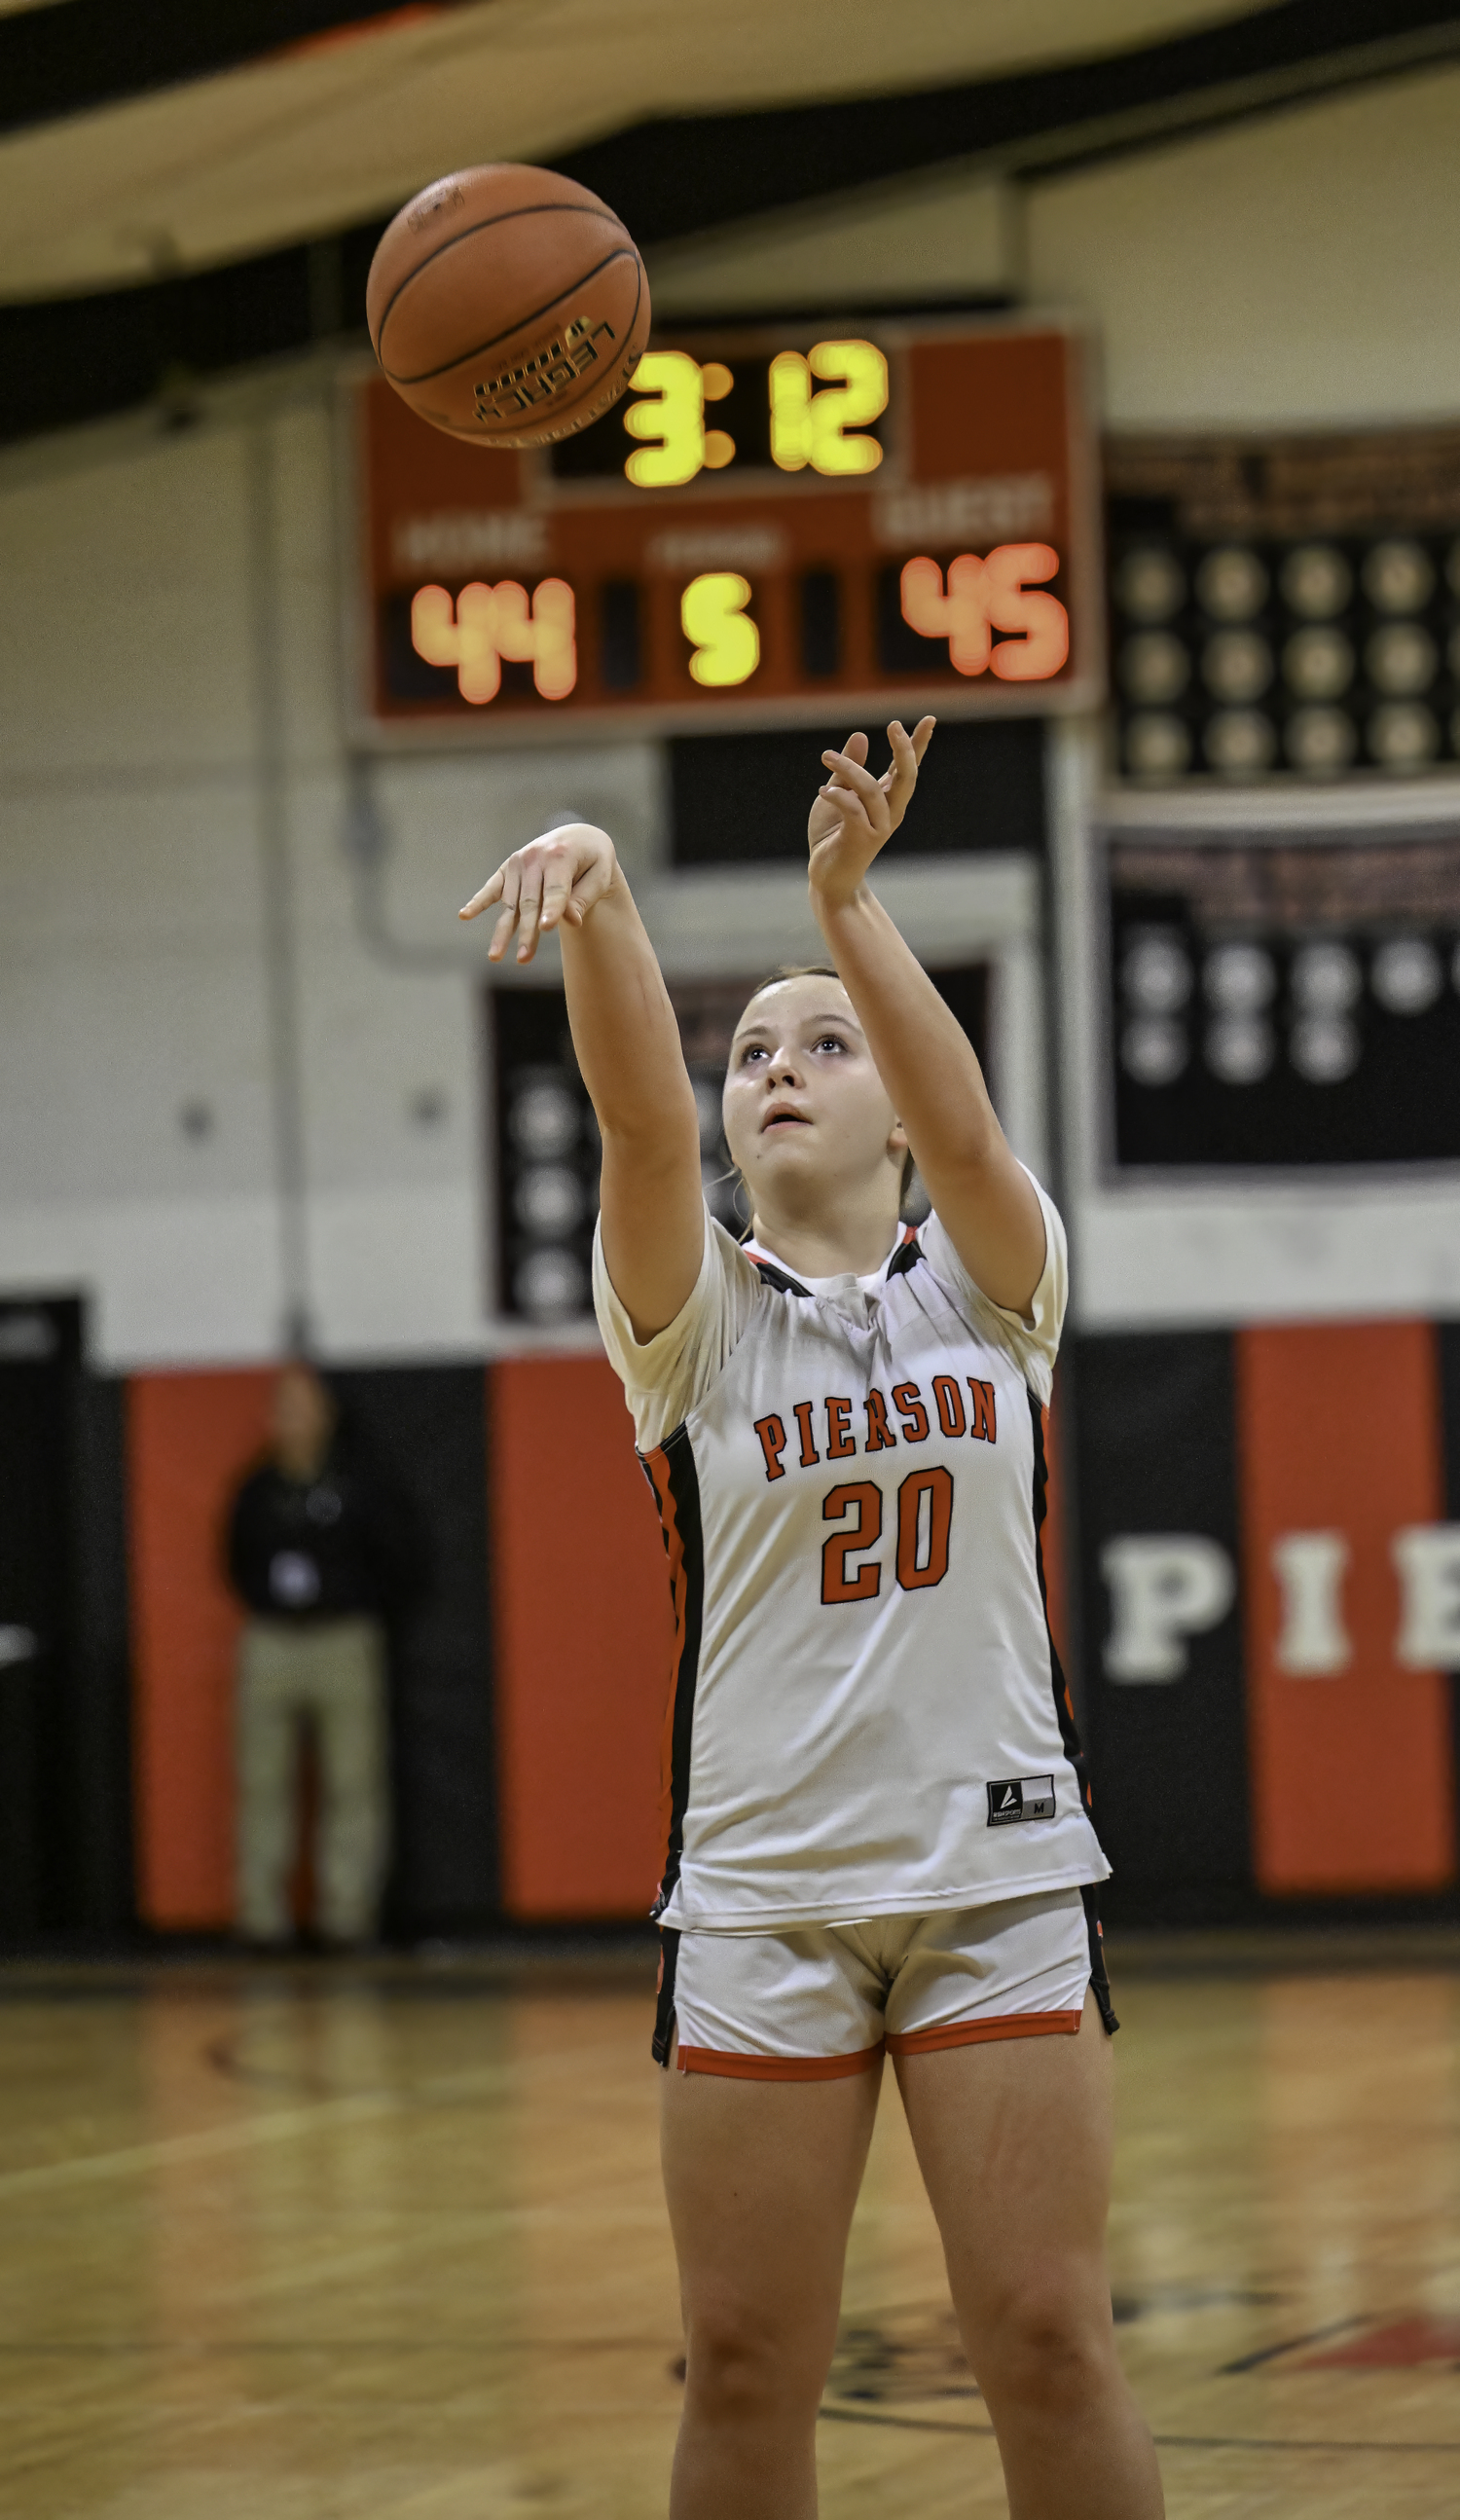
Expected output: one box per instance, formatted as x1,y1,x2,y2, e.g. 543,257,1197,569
652,1883,1116,2078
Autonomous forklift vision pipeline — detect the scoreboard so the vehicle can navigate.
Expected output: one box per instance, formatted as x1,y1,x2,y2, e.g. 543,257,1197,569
349,316,1103,743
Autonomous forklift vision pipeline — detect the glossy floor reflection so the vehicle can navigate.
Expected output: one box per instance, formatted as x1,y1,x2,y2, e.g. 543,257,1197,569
1,1946,1457,2516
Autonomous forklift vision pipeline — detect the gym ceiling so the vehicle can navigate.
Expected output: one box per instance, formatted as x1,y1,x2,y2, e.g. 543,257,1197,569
1,0,1457,442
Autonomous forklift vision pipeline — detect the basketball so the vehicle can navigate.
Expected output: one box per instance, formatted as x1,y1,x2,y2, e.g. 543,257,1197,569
366,163,650,449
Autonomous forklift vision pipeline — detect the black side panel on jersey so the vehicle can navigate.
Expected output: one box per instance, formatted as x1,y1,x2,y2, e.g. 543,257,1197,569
1068,1332,1250,1915
1080,1883,1119,2037
1439,1323,1460,1822
652,1924,682,2068
643,1426,707,1921
1027,1391,1099,1834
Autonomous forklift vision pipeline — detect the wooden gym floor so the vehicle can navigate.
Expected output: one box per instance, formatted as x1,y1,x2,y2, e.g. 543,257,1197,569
2,1939,1458,2518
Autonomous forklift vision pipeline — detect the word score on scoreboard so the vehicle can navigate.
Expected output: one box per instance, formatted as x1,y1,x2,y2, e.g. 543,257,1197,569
350,317,1102,742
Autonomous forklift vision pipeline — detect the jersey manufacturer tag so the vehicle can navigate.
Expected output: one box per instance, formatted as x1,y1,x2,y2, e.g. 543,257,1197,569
986,1775,1056,1825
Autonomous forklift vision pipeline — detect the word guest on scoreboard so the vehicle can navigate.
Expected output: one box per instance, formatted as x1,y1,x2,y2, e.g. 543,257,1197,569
350,318,1103,740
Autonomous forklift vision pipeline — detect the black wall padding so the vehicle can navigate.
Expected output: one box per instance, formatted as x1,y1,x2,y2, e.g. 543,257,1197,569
0,1306,77,1940
328,1365,498,1936
1440,1325,1460,1524
0,1299,136,1944
66,1372,136,1938
1068,1331,1252,1911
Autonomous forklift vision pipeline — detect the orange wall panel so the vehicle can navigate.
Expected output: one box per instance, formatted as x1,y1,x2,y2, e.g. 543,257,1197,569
491,1356,673,1918
1235,1321,1455,1895
128,1370,273,1926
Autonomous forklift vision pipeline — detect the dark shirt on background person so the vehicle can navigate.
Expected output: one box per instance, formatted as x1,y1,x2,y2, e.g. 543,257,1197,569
224,1361,428,1946
227,1455,424,1625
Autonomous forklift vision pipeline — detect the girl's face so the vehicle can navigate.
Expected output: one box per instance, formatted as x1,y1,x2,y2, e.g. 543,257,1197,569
721,975,906,1221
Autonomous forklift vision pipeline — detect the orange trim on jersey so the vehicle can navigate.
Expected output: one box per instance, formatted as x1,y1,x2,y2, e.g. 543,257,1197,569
885,2009,1082,2056
676,2042,885,2081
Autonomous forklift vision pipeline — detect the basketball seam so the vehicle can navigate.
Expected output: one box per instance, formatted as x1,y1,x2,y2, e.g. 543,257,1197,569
380,243,641,389
372,200,626,348
373,205,630,366
383,246,645,431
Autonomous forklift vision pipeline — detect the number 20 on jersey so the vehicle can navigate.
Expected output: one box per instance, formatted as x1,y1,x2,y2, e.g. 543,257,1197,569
822,1468,954,1603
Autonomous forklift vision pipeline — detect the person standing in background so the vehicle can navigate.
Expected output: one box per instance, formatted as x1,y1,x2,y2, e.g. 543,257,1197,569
226,1362,424,1949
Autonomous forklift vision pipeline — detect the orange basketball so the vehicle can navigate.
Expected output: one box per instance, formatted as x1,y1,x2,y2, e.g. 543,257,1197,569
366,163,650,449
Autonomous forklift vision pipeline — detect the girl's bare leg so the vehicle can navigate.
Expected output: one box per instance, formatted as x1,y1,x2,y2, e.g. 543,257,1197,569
659,2058,882,2520
896,1991,1163,2520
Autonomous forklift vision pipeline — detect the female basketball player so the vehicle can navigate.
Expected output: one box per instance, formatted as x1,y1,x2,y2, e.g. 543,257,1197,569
461,719,1163,2520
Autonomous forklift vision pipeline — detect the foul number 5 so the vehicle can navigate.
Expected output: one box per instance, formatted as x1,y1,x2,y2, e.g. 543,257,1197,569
681,571,760,688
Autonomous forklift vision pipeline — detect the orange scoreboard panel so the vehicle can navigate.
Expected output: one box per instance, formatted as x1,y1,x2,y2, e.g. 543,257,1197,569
351,318,1103,741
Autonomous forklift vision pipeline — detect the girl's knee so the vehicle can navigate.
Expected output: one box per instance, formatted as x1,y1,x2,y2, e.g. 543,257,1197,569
683,2294,830,2427
967,2276,1117,2422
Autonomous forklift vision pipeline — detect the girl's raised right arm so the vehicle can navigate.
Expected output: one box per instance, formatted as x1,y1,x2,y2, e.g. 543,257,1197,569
460,822,703,1342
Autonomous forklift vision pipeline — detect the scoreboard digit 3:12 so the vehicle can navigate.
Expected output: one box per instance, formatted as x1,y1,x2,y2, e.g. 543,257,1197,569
350,315,1103,741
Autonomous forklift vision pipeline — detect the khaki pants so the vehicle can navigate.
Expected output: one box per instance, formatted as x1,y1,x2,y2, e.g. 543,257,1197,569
235,1616,389,1944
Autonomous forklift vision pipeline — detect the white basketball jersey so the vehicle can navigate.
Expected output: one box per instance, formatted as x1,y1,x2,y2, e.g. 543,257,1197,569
594,1184,1109,1932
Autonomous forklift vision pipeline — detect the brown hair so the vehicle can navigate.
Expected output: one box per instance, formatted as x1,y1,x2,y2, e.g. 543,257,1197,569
731,965,917,1205
735,963,843,1018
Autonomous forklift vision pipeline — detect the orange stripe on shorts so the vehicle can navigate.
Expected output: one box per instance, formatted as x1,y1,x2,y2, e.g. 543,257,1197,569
676,2042,884,2081
885,2009,1082,2057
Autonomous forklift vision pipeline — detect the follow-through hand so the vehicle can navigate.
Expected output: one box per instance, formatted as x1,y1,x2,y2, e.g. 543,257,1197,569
459,822,618,965
807,716,936,908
